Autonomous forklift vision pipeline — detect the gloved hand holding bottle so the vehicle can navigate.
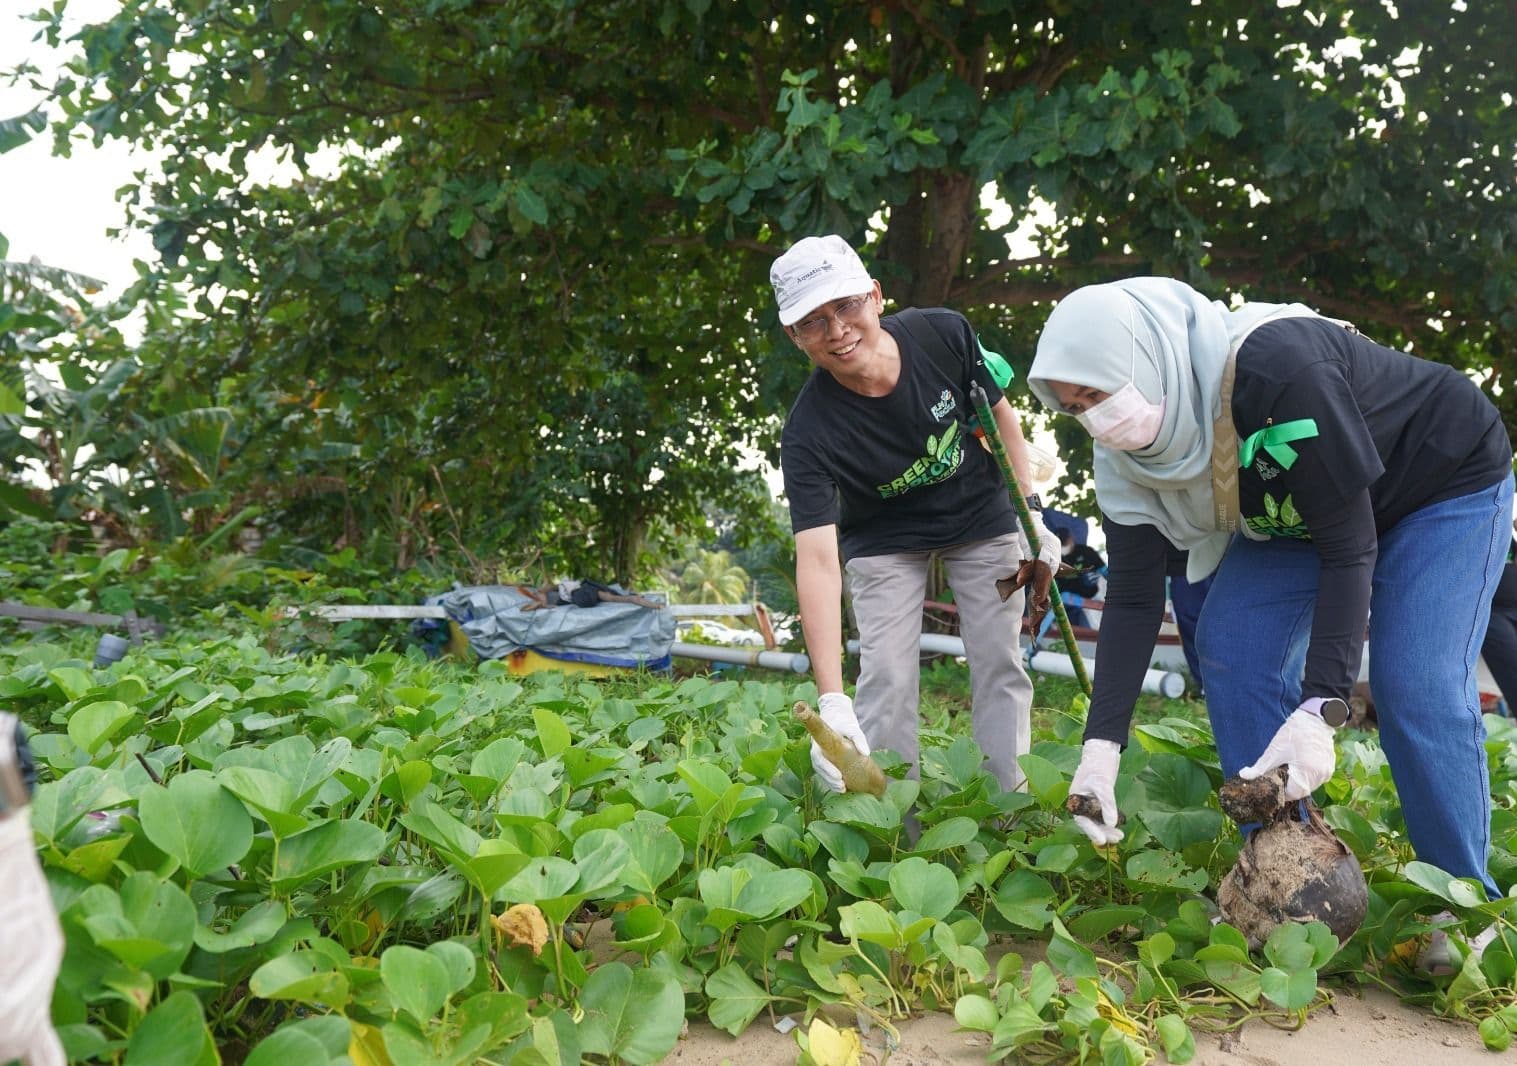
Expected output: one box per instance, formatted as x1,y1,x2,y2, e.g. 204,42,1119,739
810,692,871,793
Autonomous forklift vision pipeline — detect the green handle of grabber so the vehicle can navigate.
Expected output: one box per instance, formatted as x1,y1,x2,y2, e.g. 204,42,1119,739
969,382,1092,697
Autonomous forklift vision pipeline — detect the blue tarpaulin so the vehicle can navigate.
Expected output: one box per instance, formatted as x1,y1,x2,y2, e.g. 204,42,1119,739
416,584,675,669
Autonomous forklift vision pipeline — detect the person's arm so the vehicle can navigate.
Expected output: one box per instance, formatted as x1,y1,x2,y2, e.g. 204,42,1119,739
1244,354,1383,702
794,524,846,694
1295,490,1377,700
989,396,1033,491
793,524,872,793
1067,519,1170,846
988,396,1061,570
1083,519,1172,745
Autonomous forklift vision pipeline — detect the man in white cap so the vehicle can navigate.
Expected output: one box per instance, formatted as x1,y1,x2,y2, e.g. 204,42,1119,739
774,233,1059,797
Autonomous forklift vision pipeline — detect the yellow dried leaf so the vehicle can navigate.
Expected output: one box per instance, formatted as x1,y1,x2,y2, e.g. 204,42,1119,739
492,902,549,954
806,1017,863,1066
349,1021,393,1066
1387,935,1424,967
1096,988,1140,1036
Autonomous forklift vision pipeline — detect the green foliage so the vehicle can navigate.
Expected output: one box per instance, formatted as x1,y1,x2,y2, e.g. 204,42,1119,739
10,1,1513,549
663,548,752,605
0,517,444,656
4,626,1513,1062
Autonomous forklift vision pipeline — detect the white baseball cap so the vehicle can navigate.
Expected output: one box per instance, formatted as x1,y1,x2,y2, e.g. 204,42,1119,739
770,234,873,326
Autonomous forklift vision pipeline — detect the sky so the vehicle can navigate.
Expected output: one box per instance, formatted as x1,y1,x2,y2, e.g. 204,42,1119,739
1,0,157,297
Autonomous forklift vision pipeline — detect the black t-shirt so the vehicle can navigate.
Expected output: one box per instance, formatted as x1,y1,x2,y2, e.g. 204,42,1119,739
1085,316,1512,745
781,309,1018,559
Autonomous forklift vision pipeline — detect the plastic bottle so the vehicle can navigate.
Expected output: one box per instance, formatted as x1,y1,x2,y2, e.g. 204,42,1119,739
793,701,887,797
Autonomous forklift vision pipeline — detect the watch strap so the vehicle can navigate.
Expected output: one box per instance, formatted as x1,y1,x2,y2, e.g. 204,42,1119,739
1299,696,1349,728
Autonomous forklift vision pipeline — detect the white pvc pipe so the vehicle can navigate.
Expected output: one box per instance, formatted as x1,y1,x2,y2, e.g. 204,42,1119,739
302,605,448,620
1028,649,1186,699
667,603,758,617
670,641,810,673
845,634,1186,699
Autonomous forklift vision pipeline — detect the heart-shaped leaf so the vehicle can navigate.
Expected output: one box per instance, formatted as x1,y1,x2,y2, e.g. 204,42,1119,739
138,770,253,878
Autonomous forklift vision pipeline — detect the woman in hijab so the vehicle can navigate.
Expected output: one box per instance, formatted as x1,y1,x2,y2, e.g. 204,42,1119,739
1026,278,1512,925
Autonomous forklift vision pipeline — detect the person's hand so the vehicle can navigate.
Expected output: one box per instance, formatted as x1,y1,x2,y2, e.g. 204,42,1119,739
811,692,870,793
1026,508,1063,574
1237,708,1335,801
1069,738,1124,845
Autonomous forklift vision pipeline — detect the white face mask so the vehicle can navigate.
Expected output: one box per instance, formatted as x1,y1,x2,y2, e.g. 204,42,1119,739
1074,323,1165,451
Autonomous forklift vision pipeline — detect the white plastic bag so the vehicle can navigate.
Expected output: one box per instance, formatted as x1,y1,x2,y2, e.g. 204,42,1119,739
0,811,65,1066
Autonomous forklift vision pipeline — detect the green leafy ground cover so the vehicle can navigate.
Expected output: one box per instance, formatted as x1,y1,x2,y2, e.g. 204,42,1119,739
5,635,1516,1065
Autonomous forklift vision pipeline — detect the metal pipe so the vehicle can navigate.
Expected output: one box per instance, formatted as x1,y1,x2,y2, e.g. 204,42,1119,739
667,603,758,617
670,641,810,673
844,634,1184,698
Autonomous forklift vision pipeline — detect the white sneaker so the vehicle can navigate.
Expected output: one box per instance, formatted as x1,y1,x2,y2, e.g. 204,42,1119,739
1415,911,1499,976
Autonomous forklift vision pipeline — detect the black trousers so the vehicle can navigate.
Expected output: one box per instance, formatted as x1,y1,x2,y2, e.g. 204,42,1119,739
1481,563,1517,709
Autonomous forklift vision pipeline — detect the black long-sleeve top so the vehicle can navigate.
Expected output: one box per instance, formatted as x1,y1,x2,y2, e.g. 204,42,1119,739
1084,317,1510,745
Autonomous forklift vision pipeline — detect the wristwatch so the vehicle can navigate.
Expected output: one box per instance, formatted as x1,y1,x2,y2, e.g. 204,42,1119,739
1024,493,1043,512
1303,697,1350,728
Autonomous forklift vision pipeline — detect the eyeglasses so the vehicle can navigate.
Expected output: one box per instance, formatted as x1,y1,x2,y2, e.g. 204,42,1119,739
792,295,873,342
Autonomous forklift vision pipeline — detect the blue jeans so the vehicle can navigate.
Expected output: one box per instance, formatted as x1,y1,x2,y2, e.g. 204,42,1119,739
1196,476,1514,899
1169,572,1213,691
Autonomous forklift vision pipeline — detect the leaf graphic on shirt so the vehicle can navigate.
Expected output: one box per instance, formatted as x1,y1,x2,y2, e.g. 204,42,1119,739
1263,493,1279,521
928,421,960,460
1280,495,1301,527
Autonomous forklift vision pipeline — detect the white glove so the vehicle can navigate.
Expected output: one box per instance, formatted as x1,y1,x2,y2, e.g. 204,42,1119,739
1026,509,1063,574
1237,707,1336,802
0,813,66,1066
811,692,870,793
1069,739,1124,845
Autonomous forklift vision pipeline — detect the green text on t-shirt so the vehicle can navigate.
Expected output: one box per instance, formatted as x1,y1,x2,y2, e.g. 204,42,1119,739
877,422,965,498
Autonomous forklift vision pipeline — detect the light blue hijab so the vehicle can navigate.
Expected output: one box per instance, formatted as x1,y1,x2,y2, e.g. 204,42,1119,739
1027,277,1319,581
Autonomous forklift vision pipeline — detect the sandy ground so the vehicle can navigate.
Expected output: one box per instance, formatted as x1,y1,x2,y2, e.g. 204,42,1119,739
664,981,1495,1065
577,916,1494,1065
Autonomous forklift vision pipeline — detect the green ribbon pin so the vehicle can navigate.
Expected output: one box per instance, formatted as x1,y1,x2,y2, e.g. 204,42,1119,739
1238,418,1318,471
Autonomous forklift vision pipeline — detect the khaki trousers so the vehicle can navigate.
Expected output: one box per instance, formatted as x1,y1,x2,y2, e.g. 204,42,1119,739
846,532,1032,791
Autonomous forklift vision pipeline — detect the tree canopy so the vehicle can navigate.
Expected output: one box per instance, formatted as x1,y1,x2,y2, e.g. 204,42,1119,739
9,0,1513,566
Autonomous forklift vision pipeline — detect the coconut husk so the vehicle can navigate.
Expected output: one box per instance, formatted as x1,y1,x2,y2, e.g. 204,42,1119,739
1065,792,1126,826
1216,768,1367,947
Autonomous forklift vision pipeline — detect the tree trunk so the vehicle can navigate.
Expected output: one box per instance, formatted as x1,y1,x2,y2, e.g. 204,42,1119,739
880,170,980,310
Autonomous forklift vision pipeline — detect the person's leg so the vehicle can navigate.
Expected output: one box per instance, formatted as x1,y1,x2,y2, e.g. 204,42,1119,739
1480,565,1517,707
845,551,931,775
1365,476,1512,899
1169,573,1213,691
597,590,664,610
940,533,1033,792
1194,536,1319,777
1480,605,1517,709
1064,597,1091,631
